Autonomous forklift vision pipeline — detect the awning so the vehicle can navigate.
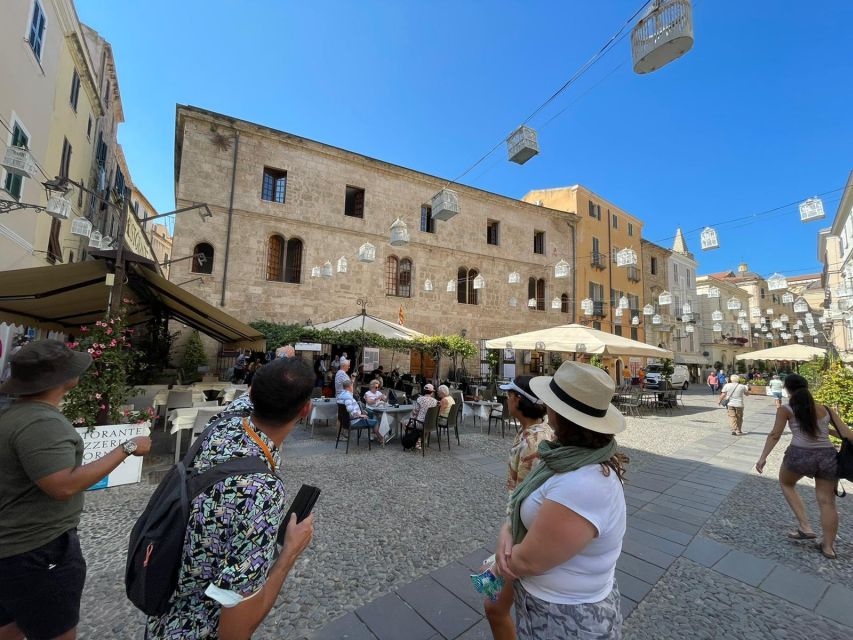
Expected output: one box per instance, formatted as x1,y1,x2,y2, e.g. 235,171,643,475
676,354,711,365
0,260,265,350
484,324,673,359
734,345,826,362
309,312,425,340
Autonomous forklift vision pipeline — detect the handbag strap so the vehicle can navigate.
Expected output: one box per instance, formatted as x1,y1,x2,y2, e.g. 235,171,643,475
242,418,276,472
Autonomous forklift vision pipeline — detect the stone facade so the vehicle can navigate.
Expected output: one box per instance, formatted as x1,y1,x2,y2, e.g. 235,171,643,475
819,171,853,359
641,239,672,350
170,106,579,360
667,229,704,373
695,275,753,371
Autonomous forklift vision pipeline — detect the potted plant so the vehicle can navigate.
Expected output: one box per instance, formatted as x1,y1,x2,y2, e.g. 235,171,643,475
748,378,768,395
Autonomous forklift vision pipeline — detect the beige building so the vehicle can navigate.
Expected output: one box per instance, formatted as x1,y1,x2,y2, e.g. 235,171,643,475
640,239,673,351
171,106,580,372
819,170,853,359
695,275,753,370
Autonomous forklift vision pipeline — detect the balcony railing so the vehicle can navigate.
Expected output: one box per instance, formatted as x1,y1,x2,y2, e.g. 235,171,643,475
627,266,640,282
591,252,606,270
592,301,605,317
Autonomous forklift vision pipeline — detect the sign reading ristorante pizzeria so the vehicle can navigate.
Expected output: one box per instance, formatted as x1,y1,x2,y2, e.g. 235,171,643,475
123,213,156,261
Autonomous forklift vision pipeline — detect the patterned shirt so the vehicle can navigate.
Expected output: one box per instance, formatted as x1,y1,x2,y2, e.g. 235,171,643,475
414,394,438,423
507,420,554,492
334,369,350,397
146,417,285,639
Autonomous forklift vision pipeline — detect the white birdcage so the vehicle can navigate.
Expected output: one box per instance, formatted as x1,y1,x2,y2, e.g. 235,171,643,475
767,273,787,291
652,314,662,325
473,274,485,290
631,0,694,74
754,332,761,338
71,218,92,238
615,306,624,318
508,271,521,284
813,337,820,343
389,218,409,246
431,189,459,221
446,279,456,293
551,297,561,309
632,315,640,326
795,330,804,339
772,319,783,329
766,308,775,315
682,302,692,315
712,310,723,322
750,307,761,318
1,145,38,179
99,235,113,250
682,313,692,322
713,323,722,332
765,333,772,339
685,324,694,333
337,257,348,273
88,230,102,248
528,298,537,308
506,126,540,165
358,242,376,263
780,332,790,340
810,328,818,336
727,297,742,311
794,299,810,314
700,226,719,251
799,197,825,222
696,285,709,296
738,310,747,319
659,290,673,305
643,304,655,315
619,295,630,309
46,195,71,220
780,314,789,323
321,261,333,278
424,279,433,292
707,286,720,299
554,259,570,278
535,341,546,351
311,266,321,278
782,292,794,304
616,248,638,267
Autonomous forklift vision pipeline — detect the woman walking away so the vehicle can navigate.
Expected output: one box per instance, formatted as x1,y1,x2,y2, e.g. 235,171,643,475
755,374,853,559
494,362,628,639
719,374,748,436
484,377,553,640
707,370,718,394
768,374,784,408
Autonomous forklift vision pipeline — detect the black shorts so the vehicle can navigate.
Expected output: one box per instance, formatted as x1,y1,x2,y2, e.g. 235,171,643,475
0,529,87,640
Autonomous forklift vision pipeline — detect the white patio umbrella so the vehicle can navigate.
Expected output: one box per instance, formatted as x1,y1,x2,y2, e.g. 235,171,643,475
307,312,425,340
485,324,673,359
734,344,826,362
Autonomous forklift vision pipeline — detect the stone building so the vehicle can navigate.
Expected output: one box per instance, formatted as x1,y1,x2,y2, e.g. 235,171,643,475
170,106,579,370
695,275,753,372
667,229,705,377
640,239,672,351
818,170,853,360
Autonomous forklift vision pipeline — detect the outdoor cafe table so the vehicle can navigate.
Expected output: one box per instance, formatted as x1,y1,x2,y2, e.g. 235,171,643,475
151,388,207,409
168,406,222,462
371,404,415,439
463,400,500,427
218,385,248,404
308,398,338,435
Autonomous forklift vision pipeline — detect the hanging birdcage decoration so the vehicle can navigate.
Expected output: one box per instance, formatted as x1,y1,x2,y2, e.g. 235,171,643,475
46,195,72,220
615,306,624,318
772,319,783,329
700,227,719,251
727,297,742,311
446,279,456,293
738,310,747,319
71,218,92,238
632,315,640,326
528,298,537,308
424,279,433,292
754,332,761,338
99,235,113,250
764,332,772,339
750,307,761,318
782,292,794,304
554,259,570,278
659,290,673,305
88,230,102,248
506,125,540,165
780,314,789,323
652,314,662,325
551,297,561,309
321,261,333,278
682,313,692,322
619,296,630,309
643,304,655,316
707,286,720,299
389,218,409,246
337,257,348,273
616,248,638,267
682,302,692,315
795,320,802,328
767,273,787,291
795,330,804,339
582,298,594,315
431,189,459,221
809,328,818,336
799,197,825,222
780,332,790,340
508,271,521,284
358,242,376,263
713,323,722,332
311,266,321,278
535,341,546,351
712,310,723,322
473,274,485,290
813,337,820,343
631,0,695,74
685,324,694,333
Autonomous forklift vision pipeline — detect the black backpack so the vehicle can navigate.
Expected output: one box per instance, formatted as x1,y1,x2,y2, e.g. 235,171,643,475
125,421,277,616
401,428,420,450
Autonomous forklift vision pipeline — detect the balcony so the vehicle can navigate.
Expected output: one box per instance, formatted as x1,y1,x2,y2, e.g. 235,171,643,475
592,301,605,317
627,266,641,282
591,252,606,270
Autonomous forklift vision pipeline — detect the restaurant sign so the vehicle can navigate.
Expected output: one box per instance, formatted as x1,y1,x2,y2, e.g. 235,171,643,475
124,213,156,261
75,422,150,490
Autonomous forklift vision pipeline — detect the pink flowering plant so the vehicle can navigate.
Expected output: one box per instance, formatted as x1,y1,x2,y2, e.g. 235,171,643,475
62,299,145,430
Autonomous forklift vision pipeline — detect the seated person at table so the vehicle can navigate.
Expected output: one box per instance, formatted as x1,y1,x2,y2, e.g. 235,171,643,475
409,384,438,428
363,380,387,411
339,379,385,443
437,384,455,418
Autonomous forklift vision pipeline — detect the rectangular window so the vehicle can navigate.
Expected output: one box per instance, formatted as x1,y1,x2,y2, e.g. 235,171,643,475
593,321,602,330
47,218,62,264
614,325,623,337
612,213,618,229
59,138,72,179
86,116,92,140
588,201,601,220
344,186,365,218
28,1,46,60
420,205,434,233
628,222,634,237
70,69,80,111
104,80,110,108
487,220,499,246
3,123,29,199
114,165,125,196
533,230,545,255
673,263,678,280
650,256,657,275
612,246,619,264
261,167,287,203
631,327,638,341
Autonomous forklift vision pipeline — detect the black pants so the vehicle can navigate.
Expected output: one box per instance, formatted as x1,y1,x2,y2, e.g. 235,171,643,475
0,530,87,640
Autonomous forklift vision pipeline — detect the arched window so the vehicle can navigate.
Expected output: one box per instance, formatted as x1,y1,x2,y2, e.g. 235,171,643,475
561,293,570,314
386,256,412,297
192,242,213,274
528,278,536,308
536,279,545,311
266,235,285,281
458,267,479,305
285,238,302,283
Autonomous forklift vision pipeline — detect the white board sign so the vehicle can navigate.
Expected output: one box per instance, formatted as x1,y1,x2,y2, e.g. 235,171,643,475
295,342,322,352
75,422,150,490
363,348,379,372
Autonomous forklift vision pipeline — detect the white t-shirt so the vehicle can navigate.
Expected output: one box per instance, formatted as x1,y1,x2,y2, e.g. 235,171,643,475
519,464,626,605
721,382,747,407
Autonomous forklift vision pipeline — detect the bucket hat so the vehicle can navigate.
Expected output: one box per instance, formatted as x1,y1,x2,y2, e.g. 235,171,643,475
530,361,625,435
0,339,92,395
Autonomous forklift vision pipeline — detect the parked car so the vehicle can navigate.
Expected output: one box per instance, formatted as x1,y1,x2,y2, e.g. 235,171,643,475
644,364,689,390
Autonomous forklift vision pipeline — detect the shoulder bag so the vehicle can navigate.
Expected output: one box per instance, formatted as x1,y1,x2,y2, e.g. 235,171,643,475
721,383,740,408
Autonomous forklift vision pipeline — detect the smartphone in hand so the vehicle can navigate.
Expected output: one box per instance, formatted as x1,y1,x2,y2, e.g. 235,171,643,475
277,484,321,545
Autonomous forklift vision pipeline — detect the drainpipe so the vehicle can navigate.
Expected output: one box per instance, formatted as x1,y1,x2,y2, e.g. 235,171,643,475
219,132,240,307
570,221,577,324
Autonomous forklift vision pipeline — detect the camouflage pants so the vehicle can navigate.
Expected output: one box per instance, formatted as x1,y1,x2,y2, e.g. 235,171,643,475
514,580,623,639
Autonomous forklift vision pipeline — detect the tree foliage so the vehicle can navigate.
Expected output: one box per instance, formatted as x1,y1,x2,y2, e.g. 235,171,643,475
180,330,208,382
813,363,853,424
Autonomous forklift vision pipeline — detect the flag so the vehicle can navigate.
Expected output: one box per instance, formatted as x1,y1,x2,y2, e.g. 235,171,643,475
399,305,405,326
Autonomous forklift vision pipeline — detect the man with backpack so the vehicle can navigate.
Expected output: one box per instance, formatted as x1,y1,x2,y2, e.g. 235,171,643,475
0,340,151,640
143,357,315,639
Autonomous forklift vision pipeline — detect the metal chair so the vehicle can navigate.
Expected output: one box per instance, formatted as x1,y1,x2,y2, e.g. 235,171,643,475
451,391,464,430
419,406,441,456
618,390,643,418
335,404,372,454
488,396,509,437
436,403,460,447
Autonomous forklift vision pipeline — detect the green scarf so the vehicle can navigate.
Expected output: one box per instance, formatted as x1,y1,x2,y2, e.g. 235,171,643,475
508,438,618,544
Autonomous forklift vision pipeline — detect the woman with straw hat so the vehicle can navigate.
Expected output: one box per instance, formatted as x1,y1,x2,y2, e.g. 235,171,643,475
493,361,628,639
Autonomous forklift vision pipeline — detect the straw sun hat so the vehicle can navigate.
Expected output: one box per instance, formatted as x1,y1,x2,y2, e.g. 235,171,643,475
529,361,626,435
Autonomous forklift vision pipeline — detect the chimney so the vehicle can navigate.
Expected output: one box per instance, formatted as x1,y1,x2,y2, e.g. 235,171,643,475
738,263,748,274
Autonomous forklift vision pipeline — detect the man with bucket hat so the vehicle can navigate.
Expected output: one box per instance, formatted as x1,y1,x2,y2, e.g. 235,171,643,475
0,339,151,640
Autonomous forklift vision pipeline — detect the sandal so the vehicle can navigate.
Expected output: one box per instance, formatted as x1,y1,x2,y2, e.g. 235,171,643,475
814,542,837,559
787,529,817,540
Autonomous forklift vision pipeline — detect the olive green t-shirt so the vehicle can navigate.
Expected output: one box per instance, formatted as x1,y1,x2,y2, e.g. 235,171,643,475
0,401,84,558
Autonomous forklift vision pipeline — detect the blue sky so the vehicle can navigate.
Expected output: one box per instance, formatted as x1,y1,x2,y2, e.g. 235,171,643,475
76,0,852,278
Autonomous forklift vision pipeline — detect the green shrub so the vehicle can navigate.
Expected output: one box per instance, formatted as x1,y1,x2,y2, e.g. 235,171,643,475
814,363,853,424
181,330,208,383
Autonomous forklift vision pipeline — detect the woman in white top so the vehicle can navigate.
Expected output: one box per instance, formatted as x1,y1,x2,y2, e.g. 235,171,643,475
768,374,784,407
756,374,852,559
495,362,627,639
363,380,386,409
719,374,748,436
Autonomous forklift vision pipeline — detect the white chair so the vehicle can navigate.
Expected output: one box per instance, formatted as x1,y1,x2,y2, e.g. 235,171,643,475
164,391,194,431
190,407,223,445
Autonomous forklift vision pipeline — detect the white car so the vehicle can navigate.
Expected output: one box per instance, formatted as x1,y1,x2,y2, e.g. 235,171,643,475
644,364,689,390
